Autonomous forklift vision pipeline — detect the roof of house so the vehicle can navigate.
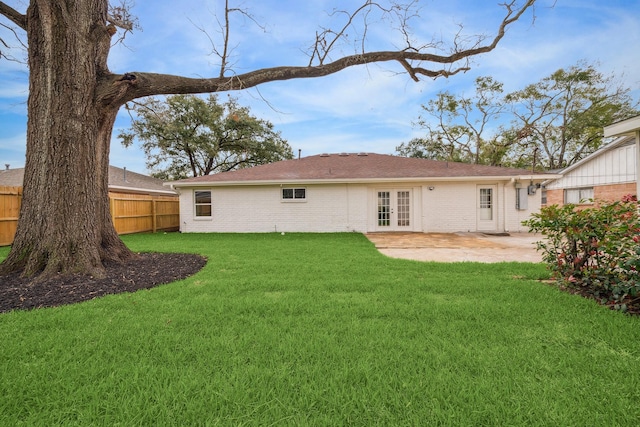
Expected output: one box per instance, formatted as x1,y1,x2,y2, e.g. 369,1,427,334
0,166,176,195
108,166,176,195
169,153,560,187
0,167,23,187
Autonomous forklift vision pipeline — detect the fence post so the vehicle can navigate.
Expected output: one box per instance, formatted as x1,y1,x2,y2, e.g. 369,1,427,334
152,199,157,233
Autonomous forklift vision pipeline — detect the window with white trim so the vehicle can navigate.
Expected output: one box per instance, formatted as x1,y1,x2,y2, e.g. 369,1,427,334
194,190,212,217
282,187,306,201
564,187,594,204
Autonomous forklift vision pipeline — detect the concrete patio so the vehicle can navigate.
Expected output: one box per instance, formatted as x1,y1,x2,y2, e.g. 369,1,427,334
365,232,543,263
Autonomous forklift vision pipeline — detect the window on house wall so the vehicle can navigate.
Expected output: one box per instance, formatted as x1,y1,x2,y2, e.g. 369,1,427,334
564,187,594,204
282,187,306,201
194,190,212,217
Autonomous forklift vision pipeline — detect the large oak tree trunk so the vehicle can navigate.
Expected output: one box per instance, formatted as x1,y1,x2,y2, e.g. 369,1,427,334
0,1,132,278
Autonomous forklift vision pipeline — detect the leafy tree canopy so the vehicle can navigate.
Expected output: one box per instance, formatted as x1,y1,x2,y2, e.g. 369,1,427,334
397,62,639,170
119,95,293,180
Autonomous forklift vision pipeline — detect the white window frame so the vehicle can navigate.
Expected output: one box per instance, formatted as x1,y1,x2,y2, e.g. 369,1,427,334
194,190,212,218
479,187,493,220
564,187,594,205
282,187,307,202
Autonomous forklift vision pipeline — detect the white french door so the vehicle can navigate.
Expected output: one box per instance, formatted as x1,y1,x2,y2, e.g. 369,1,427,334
376,189,412,231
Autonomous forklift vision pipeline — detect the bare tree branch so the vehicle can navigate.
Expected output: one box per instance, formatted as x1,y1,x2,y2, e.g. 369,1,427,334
98,0,533,105
10,0,536,124
0,20,27,62
212,0,266,79
0,1,26,30
107,0,137,32
0,2,27,63
219,0,232,79
310,1,378,66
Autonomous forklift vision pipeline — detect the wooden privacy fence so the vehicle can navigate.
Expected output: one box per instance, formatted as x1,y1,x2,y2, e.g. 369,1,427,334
0,186,22,246
0,188,180,246
109,192,180,235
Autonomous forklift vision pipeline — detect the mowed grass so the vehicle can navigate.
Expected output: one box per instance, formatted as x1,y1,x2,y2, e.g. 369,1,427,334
1,233,639,426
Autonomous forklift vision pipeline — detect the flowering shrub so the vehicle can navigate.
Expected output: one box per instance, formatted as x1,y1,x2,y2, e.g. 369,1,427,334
523,195,640,313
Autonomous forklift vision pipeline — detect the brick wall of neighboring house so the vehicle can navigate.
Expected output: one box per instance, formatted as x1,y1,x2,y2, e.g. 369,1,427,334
594,182,636,204
544,183,636,208
545,189,564,206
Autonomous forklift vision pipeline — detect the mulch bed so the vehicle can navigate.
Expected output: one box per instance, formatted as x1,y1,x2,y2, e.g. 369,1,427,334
556,283,640,316
538,279,640,316
0,253,207,314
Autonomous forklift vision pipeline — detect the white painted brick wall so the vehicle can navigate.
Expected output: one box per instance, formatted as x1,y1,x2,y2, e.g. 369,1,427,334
179,184,369,233
178,180,541,234
504,183,540,233
421,182,480,232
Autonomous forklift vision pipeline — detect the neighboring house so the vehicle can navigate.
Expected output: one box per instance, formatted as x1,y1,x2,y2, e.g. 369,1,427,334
0,165,177,197
167,153,559,234
543,135,637,207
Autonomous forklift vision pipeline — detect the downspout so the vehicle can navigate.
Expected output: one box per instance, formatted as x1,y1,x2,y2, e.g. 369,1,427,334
636,130,640,200
503,182,508,233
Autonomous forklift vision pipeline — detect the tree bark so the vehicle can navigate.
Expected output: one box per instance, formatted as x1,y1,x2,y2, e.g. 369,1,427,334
0,0,132,278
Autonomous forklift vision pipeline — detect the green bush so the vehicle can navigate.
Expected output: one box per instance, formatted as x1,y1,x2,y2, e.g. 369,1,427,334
523,195,640,312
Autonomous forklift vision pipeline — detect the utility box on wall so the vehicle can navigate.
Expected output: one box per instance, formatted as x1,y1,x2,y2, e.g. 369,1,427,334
516,187,528,210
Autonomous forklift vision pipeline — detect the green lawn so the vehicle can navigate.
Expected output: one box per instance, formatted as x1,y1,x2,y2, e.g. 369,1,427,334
1,233,639,426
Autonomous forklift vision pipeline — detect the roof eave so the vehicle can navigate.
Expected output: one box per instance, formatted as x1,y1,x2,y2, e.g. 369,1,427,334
604,115,640,137
168,174,561,188
109,184,177,196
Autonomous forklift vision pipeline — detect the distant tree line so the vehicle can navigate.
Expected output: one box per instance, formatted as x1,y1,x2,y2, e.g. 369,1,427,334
396,62,639,170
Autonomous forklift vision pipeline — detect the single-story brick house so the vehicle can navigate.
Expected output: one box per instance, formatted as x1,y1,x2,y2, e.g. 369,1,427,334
167,153,559,234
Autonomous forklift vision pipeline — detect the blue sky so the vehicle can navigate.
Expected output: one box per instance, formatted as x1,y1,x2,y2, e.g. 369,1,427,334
1,0,639,174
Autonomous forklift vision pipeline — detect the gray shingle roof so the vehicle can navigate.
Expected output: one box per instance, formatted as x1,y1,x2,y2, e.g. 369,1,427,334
0,168,24,187
0,166,176,195
108,166,176,195
171,153,556,185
